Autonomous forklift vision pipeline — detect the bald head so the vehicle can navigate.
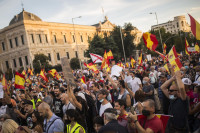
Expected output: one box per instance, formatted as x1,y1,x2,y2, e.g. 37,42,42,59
38,102,50,111
60,93,69,104
143,77,150,82
38,102,51,119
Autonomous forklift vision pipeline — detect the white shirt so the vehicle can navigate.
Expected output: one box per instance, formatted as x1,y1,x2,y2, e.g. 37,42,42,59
130,77,142,93
63,102,75,114
99,102,113,116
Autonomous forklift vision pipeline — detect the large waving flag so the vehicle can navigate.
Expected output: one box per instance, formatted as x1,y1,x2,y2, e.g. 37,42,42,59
167,46,178,63
89,53,103,63
185,38,191,55
101,50,109,69
170,58,182,72
163,43,167,54
107,50,114,59
143,32,158,51
195,43,199,53
188,14,200,40
84,62,99,73
40,69,48,82
48,69,57,77
15,72,25,89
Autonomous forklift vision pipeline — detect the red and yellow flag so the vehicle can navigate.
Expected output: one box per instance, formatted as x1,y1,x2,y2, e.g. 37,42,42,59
167,46,178,63
142,32,158,51
15,72,25,89
48,69,57,77
107,49,114,59
28,68,33,76
163,43,167,54
164,64,169,73
2,75,7,89
26,78,32,84
84,62,99,73
117,62,124,67
188,14,200,40
22,70,26,76
138,52,143,68
101,50,109,69
185,38,190,55
126,63,129,68
195,43,199,53
131,57,136,68
40,69,48,82
170,58,182,72
81,76,86,84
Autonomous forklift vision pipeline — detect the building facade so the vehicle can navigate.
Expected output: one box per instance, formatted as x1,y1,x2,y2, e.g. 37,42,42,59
151,15,190,34
0,10,116,72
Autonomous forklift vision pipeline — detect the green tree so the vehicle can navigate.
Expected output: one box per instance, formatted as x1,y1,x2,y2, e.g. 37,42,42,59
70,58,80,70
33,54,52,73
53,64,62,72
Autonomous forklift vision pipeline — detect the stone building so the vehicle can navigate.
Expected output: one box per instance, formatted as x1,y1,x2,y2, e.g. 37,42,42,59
0,9,116,72
151,15,190,34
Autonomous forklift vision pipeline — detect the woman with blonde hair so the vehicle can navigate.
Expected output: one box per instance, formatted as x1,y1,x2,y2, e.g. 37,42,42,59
1,119,18,133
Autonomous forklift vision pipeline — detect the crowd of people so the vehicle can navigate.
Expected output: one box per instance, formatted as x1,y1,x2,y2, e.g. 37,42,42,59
0,53,200,133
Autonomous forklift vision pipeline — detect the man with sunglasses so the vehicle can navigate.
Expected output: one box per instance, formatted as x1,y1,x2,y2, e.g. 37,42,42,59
161,71,189,133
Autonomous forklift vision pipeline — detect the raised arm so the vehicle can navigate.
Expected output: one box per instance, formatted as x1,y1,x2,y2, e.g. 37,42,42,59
175,71,186,100
160,76,175,98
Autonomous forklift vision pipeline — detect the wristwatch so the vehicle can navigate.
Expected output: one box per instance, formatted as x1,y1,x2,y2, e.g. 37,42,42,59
134,120,138,123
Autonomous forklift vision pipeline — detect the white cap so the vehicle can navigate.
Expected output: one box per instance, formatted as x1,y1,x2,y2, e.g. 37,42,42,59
182,78,192,85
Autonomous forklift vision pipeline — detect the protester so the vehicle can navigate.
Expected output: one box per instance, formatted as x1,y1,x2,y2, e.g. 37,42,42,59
32,111,43,133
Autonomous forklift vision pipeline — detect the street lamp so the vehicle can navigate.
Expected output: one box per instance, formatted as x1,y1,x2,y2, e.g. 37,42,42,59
72,16,82,70
150,12,163,49
119,27,126,64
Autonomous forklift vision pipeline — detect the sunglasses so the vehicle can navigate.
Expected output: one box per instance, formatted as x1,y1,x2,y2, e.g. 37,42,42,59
169,90,178,92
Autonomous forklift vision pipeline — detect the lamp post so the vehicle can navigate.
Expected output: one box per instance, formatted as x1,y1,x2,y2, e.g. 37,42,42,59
150,12,163,49
119,27,126,64
72,16,82,70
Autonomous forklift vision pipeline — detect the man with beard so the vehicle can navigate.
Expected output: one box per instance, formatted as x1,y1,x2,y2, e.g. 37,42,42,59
53,88,63,118
38,102,64,133
23,100,34,129
128,99,164,133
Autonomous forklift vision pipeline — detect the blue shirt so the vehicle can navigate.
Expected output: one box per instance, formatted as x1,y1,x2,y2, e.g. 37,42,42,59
43,114,64,133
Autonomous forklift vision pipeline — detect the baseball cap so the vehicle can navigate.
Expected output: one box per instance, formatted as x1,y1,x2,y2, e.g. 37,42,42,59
23,100,33,106
104,108,117,115
182,78,192,85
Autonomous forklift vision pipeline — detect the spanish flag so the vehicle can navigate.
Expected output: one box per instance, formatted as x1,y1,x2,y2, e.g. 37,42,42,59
185,38,190,55
163,43,167,55
117,62,124,67
48,69,57,77
40,69,48,82
15,72,25,89
131,57,136,68
164,64,169,73
84,62,99,73
143,32,158,51
195,43,199,53
22,70,26,76
126,63,129,68
81,76,86,84
167,46,178,63
188,14,200,40
101,50,109,69
170,58,182,72
107,49,114,59
138,52,143,68
2,75,7,89
28,68,33,76
26,78,32,84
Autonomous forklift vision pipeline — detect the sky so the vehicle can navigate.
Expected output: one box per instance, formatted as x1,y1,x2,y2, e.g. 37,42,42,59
0,0,199,32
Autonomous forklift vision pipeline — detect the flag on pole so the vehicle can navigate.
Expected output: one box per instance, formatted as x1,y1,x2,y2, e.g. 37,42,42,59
170,58,182,72
195,43,199,53
2,75,7,89
138,52,143,68
48,69,57,77
40,69,48,82
28,68,33,76
126,63,129,68
107,50,114,59
188,14,200,40
167,46,178,63
84,62,99,73
89,53,103,63
81,76,86,84
142,32,158,51
185,38,191,55
22,70,26,76
117,62,124,67
163,43,167,54
101,50,109,69
131,57,136,68
15,72,25,89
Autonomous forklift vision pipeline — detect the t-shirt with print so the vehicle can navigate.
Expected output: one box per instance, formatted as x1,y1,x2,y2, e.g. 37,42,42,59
53,98,63,118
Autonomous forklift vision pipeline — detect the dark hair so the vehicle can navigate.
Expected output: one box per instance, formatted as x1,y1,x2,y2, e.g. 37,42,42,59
135,90,145,102
93,116,104,125
115,99,127,109
75,96,88,112
33,111,43,127
119,80,125,88
93,82,99,88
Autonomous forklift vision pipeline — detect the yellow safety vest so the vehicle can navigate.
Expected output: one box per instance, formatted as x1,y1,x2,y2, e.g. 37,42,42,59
66,122,86,133
31,99,41,109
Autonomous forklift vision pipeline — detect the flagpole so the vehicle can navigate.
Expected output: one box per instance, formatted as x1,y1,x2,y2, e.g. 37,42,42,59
120,27,126,64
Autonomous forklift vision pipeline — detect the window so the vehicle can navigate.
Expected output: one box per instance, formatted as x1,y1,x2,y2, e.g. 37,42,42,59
13,59,17,67
75,51,78,58
38,34,42,43
54,35,57,43
48,53,51,61
57,53,60,60
181,21,184,27
15,37,18,47
72,35,75,43
66,52,70,59
5,61,9,69
19,57,23,67
31,34,34,43
80,35,83,42
63,35,67,43
9,39,13,48
177,22,179,28
2,42,5,51
21,35,24,45
45,34,48,43
25,56,28,65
